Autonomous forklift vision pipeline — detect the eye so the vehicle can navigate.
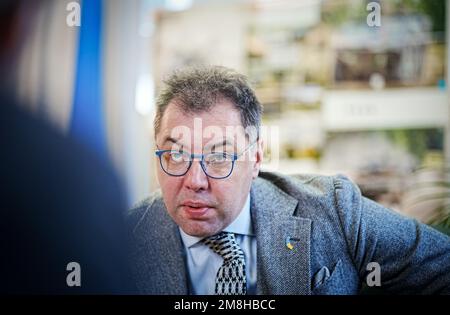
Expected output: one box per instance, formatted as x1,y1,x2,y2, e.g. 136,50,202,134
170,152,185,163
206,153,230,165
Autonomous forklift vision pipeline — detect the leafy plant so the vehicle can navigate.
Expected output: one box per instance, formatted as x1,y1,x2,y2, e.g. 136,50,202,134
405,165,450,235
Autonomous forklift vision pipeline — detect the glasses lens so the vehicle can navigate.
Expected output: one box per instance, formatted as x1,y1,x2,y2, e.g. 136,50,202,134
203,153,234,178
160,151,190,176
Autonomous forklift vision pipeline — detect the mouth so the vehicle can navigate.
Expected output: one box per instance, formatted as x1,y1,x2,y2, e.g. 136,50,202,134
180,201,213,219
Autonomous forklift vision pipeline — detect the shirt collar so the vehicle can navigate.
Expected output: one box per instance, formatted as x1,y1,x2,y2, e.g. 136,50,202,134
179,193,253,248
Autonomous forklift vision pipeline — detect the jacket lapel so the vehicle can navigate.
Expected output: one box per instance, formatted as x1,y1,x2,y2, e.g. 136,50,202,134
251,177,312,295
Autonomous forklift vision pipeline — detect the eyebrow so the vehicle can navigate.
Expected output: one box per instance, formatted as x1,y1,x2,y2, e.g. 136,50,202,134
159,137,185,151
161,137,233,151
162,136,181,146
204,139,234,152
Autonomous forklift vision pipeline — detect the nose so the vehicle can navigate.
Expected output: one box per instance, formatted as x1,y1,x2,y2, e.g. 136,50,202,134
183,160,209,192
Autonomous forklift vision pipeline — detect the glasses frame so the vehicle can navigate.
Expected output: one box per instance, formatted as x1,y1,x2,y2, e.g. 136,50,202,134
155,141,257,179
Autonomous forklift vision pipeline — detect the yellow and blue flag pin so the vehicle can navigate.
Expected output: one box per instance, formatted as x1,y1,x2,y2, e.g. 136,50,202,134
285,237,294,250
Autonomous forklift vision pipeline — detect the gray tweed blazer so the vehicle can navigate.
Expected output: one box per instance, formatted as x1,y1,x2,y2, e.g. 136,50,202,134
127,171,450,294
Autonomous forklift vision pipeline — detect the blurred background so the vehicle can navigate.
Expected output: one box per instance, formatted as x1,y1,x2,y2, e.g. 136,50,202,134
9,0,450,233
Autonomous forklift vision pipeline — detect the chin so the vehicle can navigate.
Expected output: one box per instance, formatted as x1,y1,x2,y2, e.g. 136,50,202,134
181,222,221,238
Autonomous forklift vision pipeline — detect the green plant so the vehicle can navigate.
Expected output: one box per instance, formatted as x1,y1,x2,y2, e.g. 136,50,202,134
406,165,450,235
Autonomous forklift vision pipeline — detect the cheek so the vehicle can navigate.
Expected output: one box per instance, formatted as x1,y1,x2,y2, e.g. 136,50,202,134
158,166,177,188
158,176,182,208
232,162,254,185
211,167,252,207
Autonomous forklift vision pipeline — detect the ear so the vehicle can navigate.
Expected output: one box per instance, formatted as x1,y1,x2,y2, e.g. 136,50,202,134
251,139,264,179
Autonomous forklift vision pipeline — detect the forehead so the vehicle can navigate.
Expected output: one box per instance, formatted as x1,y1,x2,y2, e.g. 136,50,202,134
162,99,242,127
157,99,247,146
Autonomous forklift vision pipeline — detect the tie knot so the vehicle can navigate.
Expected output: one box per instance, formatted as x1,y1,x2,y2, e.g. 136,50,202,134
202,232,244,262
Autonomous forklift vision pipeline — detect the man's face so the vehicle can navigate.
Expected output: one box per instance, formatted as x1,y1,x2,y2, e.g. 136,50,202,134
155,99,263,237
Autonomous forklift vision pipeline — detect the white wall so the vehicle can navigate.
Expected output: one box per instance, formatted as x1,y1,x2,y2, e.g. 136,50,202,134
103,0,155,206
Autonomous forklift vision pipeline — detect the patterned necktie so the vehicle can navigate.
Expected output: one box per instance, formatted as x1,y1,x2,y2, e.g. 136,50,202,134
202,232,247,295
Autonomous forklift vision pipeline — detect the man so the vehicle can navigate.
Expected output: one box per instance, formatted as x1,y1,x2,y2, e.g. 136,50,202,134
128,65,450,295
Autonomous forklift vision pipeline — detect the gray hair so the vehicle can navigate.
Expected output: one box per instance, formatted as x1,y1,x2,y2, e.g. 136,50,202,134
154,65,263,139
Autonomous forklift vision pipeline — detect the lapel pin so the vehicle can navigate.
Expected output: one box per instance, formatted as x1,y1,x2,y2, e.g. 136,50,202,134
285,237,294,250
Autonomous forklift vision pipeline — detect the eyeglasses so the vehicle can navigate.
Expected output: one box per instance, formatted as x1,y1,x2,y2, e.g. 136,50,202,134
155,142,257,179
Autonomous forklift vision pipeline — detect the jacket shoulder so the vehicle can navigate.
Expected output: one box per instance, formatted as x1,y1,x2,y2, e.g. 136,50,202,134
257,171,360,200
127,190,163,232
